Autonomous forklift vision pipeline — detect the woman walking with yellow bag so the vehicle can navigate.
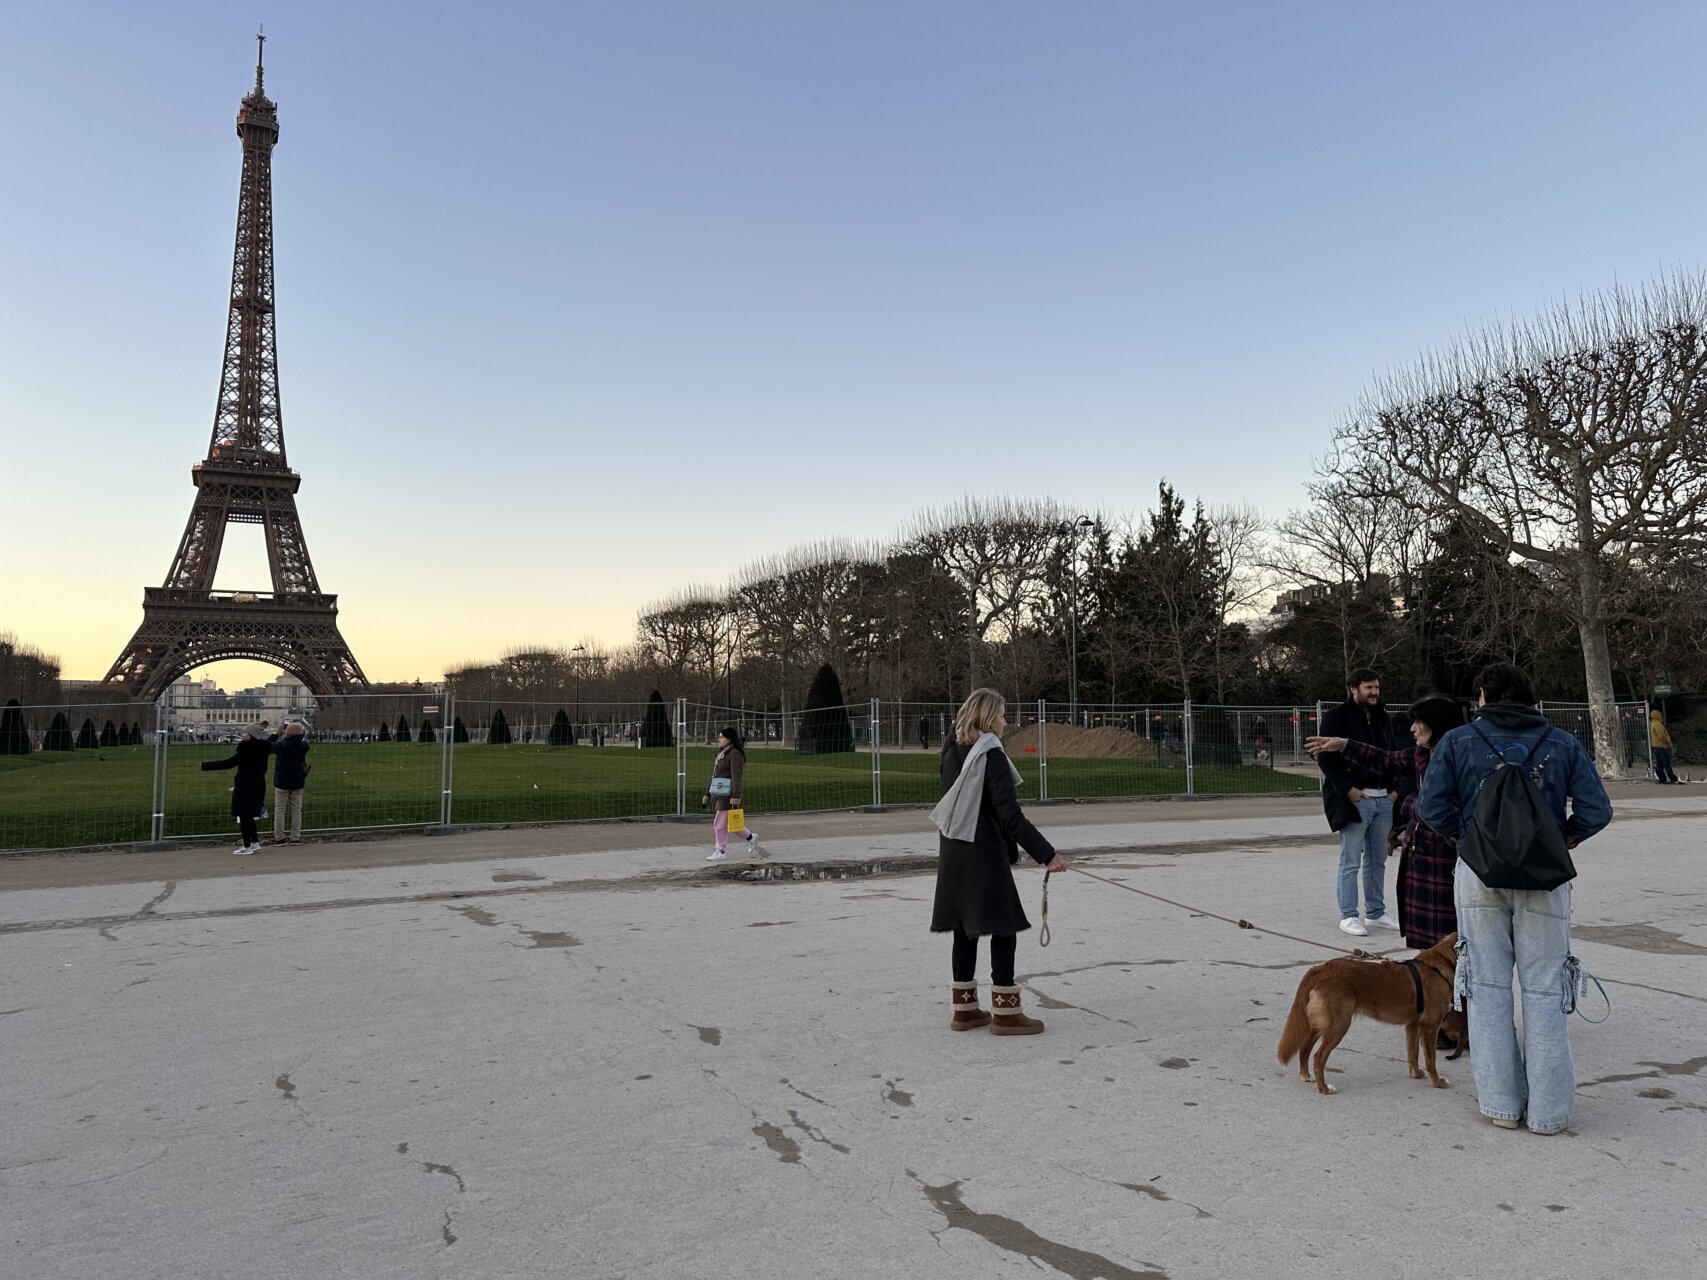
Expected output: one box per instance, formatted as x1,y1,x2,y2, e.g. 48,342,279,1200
702,725,757,861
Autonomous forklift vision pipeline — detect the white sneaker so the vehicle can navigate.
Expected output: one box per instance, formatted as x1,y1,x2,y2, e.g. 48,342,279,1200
1338,917,1367,937
1367,913,1401,930
233,844,256,857
706,850,726,862
743,830,757,846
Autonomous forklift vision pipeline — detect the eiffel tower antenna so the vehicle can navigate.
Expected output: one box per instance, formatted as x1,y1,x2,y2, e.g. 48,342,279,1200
105,41,368,700
255,27,266,94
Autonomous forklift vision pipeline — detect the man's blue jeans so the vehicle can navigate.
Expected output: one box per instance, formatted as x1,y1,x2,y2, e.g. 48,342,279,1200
1453,860,1577,1132
1335,794,1391,919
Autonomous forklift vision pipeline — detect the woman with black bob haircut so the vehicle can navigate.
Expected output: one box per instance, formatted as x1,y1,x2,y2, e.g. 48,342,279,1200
701,724,756,861
1307,694,1469,950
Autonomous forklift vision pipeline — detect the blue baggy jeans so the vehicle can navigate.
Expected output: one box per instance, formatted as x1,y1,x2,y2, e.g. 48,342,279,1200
1336,794,1392,919
1453,860,1577,1132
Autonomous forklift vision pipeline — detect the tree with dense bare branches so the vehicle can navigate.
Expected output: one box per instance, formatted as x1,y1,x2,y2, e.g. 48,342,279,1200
0,632,61,706
1203,503,1271,704
636,589,730,702
904,496,1064,687
1264,472,1422,684
1330,275,1707,775
729,541,884,716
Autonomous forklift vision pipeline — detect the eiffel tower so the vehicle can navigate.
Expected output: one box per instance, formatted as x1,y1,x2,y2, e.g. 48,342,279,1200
106,37,367,700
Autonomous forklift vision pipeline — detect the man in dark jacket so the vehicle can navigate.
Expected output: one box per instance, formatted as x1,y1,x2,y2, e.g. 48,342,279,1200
1317,668,1401,937
264,720,311,845
1417,662,1611,1136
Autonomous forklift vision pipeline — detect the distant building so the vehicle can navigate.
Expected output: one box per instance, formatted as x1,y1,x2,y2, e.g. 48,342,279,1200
1270,573,1399,616
162,673,315,736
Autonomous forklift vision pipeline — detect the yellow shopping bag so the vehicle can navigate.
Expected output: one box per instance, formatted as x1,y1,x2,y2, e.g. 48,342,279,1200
727,807,745,833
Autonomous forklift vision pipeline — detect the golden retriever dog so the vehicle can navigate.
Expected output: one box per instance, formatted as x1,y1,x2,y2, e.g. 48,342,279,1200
1276,933,1459,1095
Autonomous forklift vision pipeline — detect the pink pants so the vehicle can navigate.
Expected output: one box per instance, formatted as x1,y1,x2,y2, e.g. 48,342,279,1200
714,809,730,852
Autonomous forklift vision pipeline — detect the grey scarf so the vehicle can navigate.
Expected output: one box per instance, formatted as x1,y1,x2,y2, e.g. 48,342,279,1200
931,732,1023,842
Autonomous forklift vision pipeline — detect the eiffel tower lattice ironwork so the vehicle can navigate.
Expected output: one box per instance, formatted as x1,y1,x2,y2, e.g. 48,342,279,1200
106,37,367,700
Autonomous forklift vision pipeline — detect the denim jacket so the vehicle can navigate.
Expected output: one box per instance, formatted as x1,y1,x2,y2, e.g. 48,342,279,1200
1417,703,1612,847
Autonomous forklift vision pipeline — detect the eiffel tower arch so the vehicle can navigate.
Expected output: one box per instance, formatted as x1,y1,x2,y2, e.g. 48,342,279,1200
106,37,368,701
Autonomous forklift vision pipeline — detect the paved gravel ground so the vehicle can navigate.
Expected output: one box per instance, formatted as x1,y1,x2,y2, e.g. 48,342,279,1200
2,795,1703,1279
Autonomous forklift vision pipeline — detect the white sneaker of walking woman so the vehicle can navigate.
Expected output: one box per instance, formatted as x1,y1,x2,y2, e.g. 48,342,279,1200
233,843,261,856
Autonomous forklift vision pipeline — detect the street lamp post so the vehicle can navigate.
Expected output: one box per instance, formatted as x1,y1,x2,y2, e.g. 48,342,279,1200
571,645,586,742
1066,515,1093,727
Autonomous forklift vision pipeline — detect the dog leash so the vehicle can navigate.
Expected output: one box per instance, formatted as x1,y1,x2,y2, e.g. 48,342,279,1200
1043,864,1383,959
1038,870,1052,947
1047,865,1615,1020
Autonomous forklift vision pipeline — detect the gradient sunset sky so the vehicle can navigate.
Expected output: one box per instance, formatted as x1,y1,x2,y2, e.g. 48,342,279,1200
4,2,1703,692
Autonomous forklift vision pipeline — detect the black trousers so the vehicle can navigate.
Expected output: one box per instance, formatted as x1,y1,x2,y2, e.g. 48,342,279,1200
952,930,1016,986
238,815,258,846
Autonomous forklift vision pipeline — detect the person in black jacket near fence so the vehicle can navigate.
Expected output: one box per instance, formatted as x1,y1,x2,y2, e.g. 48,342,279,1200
200,722,273,856
930,688,1067,1036
1316,669,1401,937
264,720,311,846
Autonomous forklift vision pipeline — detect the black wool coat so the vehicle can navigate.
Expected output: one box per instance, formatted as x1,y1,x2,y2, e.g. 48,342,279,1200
930,739,1055,938
202,737,273,818
1316,700,1400,833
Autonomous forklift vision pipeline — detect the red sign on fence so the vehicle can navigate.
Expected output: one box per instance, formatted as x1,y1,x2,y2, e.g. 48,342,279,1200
422,705,440,714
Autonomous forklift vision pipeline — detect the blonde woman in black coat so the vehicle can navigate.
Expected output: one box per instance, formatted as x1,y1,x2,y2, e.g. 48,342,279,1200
200,721,274,855
930,688,1066,1035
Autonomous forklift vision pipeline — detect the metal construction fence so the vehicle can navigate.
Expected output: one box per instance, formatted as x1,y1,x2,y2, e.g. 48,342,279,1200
0,694,1653,852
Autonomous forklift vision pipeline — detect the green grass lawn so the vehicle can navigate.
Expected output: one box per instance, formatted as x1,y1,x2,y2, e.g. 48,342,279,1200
0,742,1316,851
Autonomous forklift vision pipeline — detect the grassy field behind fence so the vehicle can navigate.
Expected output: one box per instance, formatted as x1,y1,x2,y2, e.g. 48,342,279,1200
0,742,1318,851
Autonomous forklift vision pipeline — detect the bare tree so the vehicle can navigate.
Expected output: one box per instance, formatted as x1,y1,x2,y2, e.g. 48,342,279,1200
0,632,63,706
1264,456,1433,684
1205,502,1274,703
636,589,729,702
905,496,1064,688
1332,274,1707,774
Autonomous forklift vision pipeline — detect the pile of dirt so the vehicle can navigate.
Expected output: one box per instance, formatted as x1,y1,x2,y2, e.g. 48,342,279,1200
1002,723,1158,761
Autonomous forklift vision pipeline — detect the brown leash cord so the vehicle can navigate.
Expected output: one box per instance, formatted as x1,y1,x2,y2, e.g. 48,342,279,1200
1052,864,1384,960
1038,870,1052,947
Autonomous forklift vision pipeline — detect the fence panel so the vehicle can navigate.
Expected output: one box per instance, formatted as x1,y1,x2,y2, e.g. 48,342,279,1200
1187,705,1326,794
690,702,884,813
162,692,443,841
1538,700,1652,775
1016,703,1183,800
445,699,679,825
0,700,158,850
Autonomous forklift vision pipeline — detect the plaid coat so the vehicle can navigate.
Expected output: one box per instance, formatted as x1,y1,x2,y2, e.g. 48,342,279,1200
1342,738,1459,949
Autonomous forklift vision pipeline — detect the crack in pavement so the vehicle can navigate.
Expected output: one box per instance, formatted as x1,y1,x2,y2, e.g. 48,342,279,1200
781,1078,830,1107
422,1161,466,1193
1580,1056,1707,1088
908,1169,1168,1280
138,881,176,916
1573,923,1707,956
0,869,737,936
788,1109,850,1154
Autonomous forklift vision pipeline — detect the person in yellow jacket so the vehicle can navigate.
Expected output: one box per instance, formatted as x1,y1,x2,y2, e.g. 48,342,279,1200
1650,710,1680,784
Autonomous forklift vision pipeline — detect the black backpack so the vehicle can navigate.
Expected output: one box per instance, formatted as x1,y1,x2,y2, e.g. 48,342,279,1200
1456,723,1577,892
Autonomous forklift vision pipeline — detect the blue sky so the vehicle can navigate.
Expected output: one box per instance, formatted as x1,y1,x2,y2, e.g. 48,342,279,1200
3,1,1703,686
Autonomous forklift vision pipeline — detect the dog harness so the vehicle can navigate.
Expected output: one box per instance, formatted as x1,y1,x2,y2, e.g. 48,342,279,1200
1398,959,1425,1014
